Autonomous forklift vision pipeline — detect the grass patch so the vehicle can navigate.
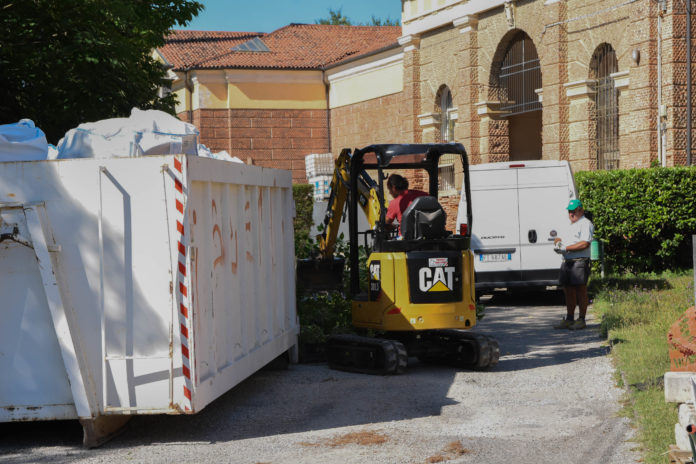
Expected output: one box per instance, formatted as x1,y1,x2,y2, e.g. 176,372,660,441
590,271,693,464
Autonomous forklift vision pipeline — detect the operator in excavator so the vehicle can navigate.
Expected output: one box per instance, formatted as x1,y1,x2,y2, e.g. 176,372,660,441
385,173,427,236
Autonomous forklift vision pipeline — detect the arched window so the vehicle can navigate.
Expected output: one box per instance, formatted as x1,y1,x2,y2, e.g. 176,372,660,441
491,30,542,161
435,85,457,194
439,86,454,143
591,44,619,170
499,31,541,116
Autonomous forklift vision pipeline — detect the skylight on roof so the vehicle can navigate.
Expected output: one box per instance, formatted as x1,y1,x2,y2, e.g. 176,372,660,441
231,37,270,52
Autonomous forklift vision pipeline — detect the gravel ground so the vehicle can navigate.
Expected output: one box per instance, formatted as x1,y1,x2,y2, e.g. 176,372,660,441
1,291,640,464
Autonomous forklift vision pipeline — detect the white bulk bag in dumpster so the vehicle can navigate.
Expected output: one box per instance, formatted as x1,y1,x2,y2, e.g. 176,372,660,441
0,155,298,445
0,119,48,161
56,108,199,159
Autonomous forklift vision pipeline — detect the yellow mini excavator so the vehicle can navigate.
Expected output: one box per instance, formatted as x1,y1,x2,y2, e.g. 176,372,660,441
300,143,499,375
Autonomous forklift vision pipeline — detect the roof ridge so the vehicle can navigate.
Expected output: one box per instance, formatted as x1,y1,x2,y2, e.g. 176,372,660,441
165,31,265,44
295,23,401,29
268,23,401,32
168,29,266,35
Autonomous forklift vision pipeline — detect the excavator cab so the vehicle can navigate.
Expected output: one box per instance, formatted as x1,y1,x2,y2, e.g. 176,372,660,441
343,144,472,293
300,143,498,375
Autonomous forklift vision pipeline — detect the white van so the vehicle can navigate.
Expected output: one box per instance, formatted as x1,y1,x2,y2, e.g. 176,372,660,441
456,160,578,293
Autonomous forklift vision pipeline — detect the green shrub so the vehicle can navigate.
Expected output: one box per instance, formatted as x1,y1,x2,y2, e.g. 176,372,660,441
292,187,356,345
293,184,315,259
296,291,353,344
576,167,696,273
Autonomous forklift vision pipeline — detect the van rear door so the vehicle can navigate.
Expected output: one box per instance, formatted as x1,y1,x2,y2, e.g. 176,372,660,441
517,163,576,283
461,167,521,286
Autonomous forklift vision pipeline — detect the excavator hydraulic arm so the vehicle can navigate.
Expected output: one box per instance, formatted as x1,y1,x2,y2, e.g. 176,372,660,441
296,149,385,292
317,149,384,260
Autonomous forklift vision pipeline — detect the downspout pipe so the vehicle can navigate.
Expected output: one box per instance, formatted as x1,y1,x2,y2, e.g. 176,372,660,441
688,0,693,165
322,69,332,155
184,69,194,125
658,0,666,166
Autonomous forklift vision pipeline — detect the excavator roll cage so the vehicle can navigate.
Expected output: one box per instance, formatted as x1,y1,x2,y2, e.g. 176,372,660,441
344,143,473,295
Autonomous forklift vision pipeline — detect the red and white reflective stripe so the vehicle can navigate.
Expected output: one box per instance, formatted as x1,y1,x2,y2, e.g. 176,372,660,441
173,155,193,410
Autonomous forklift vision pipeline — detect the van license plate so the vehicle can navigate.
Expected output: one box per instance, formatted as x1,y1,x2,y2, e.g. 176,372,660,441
480,253,511,262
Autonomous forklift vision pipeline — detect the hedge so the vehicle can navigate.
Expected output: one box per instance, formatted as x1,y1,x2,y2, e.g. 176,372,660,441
575,167,696,272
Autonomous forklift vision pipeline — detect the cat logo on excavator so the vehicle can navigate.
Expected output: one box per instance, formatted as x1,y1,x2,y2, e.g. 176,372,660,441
418,265,455,292
407,251,462,304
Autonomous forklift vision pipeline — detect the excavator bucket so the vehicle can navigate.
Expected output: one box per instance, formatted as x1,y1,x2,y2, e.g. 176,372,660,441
296,257,345,292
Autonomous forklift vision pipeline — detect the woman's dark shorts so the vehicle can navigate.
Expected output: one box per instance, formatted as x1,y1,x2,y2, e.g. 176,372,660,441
559,258,591,286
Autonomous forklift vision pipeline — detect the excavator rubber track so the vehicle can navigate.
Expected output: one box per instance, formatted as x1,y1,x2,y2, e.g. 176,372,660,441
326,334,408,375
417,330,500,370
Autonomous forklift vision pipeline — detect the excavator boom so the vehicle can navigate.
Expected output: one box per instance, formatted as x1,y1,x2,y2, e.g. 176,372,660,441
317,149,383,259
296,148,384,292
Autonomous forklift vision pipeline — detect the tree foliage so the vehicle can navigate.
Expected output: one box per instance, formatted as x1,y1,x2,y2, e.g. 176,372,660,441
315,8,400,26
315,8,351,25
0,0,203,143
575,167,696,272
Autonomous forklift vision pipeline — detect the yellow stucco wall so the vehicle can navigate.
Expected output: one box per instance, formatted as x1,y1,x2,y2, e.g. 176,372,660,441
196,82,228,109
173,87,189,113
328,61,403,109
227,82,326,109
172,70,327,113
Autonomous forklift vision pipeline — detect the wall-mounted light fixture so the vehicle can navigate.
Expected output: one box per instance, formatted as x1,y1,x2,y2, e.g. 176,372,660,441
632,49,641,65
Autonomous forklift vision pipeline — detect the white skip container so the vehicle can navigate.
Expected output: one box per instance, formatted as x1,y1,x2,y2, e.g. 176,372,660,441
0,155,298,446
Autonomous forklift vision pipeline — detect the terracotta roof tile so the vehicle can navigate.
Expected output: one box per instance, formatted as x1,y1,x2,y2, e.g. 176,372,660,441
159,24,401,71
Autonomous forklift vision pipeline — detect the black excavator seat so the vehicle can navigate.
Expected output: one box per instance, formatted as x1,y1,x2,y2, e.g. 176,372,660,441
400,196,449,241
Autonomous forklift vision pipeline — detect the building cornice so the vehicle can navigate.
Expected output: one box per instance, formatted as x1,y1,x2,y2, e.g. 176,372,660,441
418,112,441,128
453,15,479,33
325,48,403,84
475,101,505,120
535,88,543,103
564,80,596,100
402,0,508,37
398,34,421,52
610,71,630,91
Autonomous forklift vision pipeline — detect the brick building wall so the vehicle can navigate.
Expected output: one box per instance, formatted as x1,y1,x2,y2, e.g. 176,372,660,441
180,108,329,183
665,0,696,166
330,93,403,151
391,0,696,172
